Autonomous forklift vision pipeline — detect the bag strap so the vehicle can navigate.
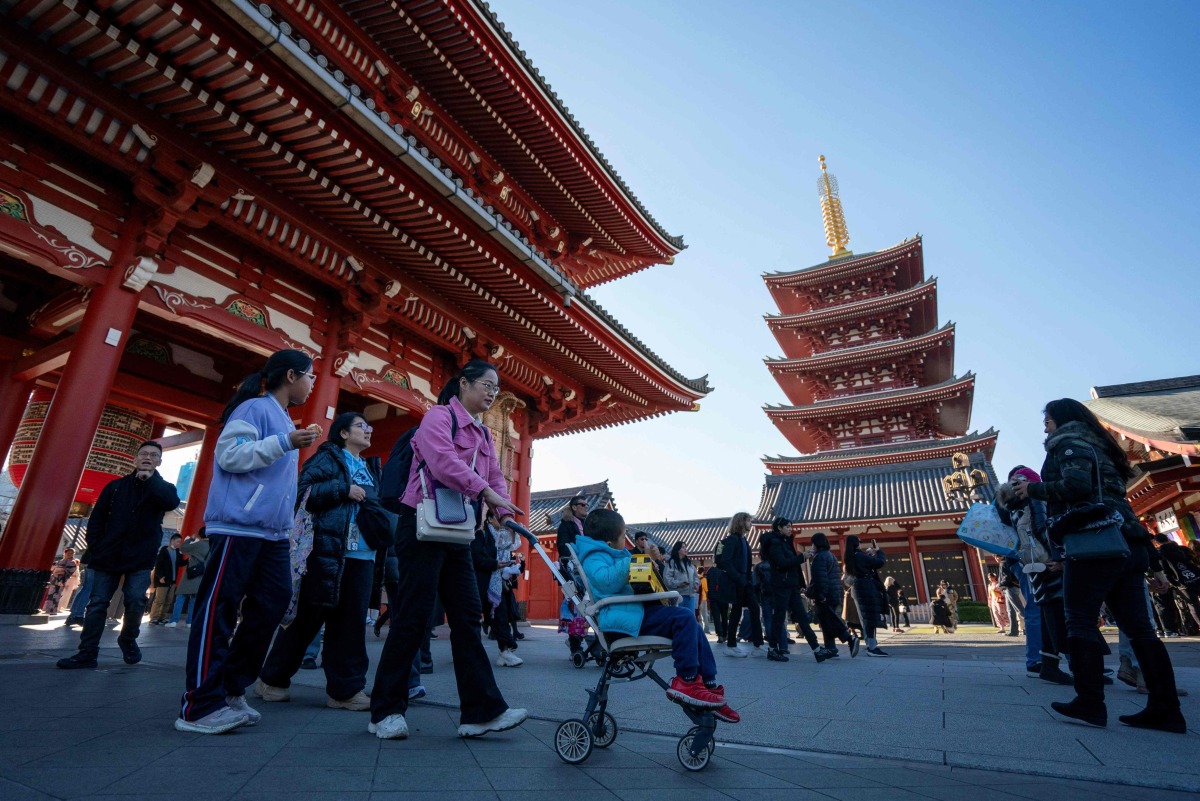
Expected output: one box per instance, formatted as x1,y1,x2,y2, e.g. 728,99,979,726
417,410,478,500
1085,445,1105,504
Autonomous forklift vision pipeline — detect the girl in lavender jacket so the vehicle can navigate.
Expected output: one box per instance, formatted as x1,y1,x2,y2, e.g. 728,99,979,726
368,360,528,741
176,349,319,735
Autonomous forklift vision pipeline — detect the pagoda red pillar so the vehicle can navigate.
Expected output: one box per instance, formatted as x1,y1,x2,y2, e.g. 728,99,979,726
908,534,924,602
178,425,219,538
965,543,986,601
0,360,34,462
297,325,341,464
0,226,144,614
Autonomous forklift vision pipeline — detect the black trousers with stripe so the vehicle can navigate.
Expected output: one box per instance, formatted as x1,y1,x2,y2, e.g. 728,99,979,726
179,535,291,721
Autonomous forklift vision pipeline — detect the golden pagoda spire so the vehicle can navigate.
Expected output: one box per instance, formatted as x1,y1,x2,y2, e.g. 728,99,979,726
818,155,852,258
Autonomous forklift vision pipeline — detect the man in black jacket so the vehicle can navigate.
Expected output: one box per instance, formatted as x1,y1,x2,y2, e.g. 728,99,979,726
57,441,179,669
715,515,764,657
759,518,829,663
150,534,183,624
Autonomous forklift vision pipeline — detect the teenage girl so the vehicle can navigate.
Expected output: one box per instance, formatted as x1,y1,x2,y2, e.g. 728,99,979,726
176,349,319,734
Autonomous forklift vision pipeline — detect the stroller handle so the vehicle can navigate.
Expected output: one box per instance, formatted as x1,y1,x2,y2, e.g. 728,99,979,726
503,518,539,546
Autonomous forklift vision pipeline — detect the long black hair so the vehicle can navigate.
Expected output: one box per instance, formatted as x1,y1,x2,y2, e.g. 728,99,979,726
843,534,861,574
811,532,830,551
328,411,365,446
669,539,690,572
437,359,499,406
220,349,312,425
1043,398,1132,481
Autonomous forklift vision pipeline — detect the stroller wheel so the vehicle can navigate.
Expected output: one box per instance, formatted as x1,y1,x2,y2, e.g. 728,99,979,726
571,651,587,669
677,730,713,771
587,711,618,748
555,719,593,765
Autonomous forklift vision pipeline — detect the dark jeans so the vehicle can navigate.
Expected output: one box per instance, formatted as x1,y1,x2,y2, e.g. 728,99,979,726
727,583,762,648
814,600,852,648
77,568,151,656
180,535,291,721
1039,597,1068,667
709,601,728,641
261,558,373,701
69,568,94,619
640,603,717,680
484,588,517,651
769,587,818,651
370,506,507,725
1064,544,1179,711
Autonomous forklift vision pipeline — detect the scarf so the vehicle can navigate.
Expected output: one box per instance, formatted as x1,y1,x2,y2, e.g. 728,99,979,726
486,523,517,615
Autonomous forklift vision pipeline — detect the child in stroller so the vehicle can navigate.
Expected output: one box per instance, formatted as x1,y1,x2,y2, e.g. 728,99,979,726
575,510,738,720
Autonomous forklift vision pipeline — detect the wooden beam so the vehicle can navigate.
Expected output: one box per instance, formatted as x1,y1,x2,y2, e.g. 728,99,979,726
156,429,204,451
12,335,75,381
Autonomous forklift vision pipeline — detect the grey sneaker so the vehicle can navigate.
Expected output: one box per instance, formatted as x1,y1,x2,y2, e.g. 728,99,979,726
457,708,528,738
368,714,409,740
226,694,261,726
174,706,249,735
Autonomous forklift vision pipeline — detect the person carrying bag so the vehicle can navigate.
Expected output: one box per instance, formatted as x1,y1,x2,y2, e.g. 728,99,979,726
368,359,528,741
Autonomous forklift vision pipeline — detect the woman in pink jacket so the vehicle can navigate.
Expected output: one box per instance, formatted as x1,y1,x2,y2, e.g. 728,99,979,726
368,360,527,741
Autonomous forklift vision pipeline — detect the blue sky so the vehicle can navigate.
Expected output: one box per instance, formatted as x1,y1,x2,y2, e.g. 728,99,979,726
492,0,1200,524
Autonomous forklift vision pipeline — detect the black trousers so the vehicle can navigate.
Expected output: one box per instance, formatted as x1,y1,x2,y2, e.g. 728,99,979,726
180,535,291,721
370,506,508,725
261,558,373,701
485,586,517,650
1038,596,1068,666
708,600,728,641
814,600,852,648
726,583,762,648
769,587,818,650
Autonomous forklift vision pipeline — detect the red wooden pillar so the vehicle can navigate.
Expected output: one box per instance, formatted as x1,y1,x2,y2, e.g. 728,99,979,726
178,425,219,537
0,360,34,462
908,534,925,603
0,227,145,614
965,542,986,601
508,409,534,612
297,325,341,465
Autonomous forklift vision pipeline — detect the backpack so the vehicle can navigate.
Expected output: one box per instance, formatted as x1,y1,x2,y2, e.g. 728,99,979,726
378,413,458,512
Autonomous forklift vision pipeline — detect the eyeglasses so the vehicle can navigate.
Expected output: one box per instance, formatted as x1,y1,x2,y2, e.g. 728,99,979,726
352,422,374,433
572,502,587,508
472,379,500,395
299,371,317,381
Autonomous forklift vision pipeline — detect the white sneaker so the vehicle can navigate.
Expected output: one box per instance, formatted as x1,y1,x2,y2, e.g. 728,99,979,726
408,685,427,701
164,622,177,628
253,678,290,702
457,707,528,738
748,644,769,658
174,705,249,735
494,649,523,667
722,644,748,658
368,714,409,740
225,694,261,726
327,691,371,711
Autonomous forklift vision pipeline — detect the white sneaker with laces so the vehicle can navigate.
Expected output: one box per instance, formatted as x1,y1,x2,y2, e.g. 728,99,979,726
368,714,409,740
327,690,371,711
722,644,748,658
494,649,523,667
174,705,248,735
225,694,261,726
748,644,769,658
253,678,290,702
457,707,528,738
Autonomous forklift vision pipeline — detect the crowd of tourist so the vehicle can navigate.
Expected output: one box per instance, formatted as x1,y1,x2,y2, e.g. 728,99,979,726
42,361,1194,741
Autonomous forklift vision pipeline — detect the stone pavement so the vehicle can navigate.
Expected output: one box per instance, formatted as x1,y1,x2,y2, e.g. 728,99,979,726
1,617,1197,800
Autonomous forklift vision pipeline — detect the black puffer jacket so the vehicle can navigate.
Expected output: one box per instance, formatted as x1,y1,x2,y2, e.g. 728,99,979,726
759,530,806,591
715,532,754,592
86,471,180,573
298,442,378,608
849,549,886,622
808,549,842,606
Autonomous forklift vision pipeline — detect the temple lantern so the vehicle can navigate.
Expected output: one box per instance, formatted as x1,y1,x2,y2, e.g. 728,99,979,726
7,388,154,506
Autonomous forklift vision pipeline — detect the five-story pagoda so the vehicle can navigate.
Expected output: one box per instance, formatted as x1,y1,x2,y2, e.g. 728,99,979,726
756,158,998,604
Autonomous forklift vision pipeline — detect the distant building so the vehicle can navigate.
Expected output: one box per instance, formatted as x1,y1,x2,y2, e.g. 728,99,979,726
175,461,197,503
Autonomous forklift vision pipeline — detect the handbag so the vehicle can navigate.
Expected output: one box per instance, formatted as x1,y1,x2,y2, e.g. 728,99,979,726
956,502,1019,557
357,497,399,550
415,440,479,544
1046,446,1130,562
186,558,205,579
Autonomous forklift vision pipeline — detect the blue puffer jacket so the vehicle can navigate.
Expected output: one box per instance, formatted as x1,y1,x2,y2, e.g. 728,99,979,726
574,535,642,638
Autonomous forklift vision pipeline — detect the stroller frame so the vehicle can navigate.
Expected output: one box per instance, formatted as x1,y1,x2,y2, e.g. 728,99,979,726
504,520,718,771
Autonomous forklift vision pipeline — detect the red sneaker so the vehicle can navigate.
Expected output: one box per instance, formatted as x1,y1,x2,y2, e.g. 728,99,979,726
714,704,740,724
666,676,723,708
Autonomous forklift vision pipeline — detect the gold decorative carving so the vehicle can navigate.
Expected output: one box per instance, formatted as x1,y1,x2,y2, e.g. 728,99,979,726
482,391,526,493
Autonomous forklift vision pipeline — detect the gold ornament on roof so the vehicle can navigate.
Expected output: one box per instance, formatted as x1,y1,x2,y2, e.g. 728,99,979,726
818,155,852,258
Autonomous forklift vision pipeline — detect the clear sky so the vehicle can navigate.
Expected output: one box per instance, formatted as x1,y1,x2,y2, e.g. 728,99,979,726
490,0,1200,524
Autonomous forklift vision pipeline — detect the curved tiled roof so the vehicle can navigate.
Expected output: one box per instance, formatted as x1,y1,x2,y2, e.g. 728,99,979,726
763,236,921,282
764,374,975,417
473,1,684,250
529,480,616,533
626,517,761,558
764,278,937,329
1087,375,1200,451
755,454,998,524
763,429,999,468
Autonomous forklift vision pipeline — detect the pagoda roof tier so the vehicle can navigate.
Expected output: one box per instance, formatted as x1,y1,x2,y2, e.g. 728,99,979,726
765,375,976,453
1086,375,1200,458
763,429,998,475
332,0,684,284
755,452,998,527
529,480,616,533
765,323,956,405
764,237,923,289
0,0,709,438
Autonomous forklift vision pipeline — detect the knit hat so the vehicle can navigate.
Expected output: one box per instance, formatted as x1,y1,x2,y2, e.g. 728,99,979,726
1010,466,1041,483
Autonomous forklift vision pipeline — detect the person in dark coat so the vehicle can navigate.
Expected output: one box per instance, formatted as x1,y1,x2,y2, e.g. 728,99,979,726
806,533,858,656
472,511,522,667
714,512,764,657
931,591,955,633
704,563,731,641
845,535,888,657
759,517,828,663
257,412,380,712
557,496,588,652
57,441,179,670
1155,534,1200,627
1013,398,1184,733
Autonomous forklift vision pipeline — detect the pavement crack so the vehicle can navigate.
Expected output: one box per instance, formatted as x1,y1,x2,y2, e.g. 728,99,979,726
1075,737,1104,765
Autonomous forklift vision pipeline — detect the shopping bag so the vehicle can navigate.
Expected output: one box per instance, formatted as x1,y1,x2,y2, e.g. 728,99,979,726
956,502,1018,557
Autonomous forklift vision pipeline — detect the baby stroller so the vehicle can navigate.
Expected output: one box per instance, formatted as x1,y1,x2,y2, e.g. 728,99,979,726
502,520,720,771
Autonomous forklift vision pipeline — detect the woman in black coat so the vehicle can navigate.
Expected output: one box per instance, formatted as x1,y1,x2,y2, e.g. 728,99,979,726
807,532,858,656
1013,398,1183,733
845,535,888,657
257,412,380,711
